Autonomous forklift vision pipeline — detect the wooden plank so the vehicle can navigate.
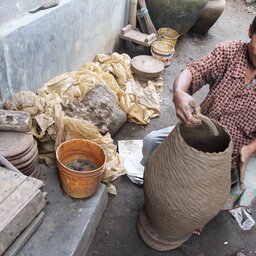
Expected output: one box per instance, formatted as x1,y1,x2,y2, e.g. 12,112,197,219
137,13,148,34
0,168,27,205
0,156,21,174
120,24,157,47
0,177,43,229
0,191,46,255
3,212,45,256
0,110,32,132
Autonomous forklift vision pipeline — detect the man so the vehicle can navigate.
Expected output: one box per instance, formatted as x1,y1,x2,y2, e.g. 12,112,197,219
142,16,256,210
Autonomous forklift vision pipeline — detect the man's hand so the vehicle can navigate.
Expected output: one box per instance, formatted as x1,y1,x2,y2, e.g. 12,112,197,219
173,90,201,127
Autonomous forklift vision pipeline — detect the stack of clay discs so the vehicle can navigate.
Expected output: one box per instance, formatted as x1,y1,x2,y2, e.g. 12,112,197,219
0,131,40,179
131,55,164,82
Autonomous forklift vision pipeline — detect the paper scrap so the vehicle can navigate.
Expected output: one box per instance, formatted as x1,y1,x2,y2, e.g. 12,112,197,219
118,140,144,185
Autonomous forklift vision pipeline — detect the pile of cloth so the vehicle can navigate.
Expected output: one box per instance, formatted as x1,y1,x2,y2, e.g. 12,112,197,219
5,53,163,194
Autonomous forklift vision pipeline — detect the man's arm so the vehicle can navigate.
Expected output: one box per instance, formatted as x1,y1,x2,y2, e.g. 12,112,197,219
239,139,256,189
172,69,201,127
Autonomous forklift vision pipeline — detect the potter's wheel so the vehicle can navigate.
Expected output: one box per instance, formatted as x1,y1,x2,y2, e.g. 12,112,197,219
0,131,40,178
0,131,34,158
8,140,37,166
138,207,192,251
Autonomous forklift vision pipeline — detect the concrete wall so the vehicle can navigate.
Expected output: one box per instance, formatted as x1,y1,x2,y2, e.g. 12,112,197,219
0,0,129,107
1,0,45,26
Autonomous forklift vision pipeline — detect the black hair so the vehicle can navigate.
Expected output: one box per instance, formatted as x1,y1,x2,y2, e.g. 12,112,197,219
253,16,256,33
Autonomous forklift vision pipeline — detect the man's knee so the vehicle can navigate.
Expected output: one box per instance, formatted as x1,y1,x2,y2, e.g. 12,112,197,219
142,131,160,155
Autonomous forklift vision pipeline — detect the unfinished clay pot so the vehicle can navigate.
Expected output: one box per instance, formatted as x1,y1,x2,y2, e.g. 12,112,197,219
138,117,233,251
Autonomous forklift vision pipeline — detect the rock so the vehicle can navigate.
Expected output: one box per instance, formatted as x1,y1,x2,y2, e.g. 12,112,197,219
63,84,127,136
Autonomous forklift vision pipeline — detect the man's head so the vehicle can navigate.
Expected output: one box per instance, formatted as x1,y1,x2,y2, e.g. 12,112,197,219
252,16,256,34
248,16,256,68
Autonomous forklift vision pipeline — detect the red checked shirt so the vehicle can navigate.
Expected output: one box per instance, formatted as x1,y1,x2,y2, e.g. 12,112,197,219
186,40,256,169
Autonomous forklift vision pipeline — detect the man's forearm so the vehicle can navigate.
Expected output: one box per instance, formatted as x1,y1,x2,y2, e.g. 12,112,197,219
173,69,193,95
246,138,256,156
172,69,201,126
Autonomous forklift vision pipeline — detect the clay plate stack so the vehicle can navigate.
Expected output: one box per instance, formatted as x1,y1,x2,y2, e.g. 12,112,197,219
0,131,40,179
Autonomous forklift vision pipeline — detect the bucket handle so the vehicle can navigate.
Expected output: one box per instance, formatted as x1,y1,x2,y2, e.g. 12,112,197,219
194,114,219,136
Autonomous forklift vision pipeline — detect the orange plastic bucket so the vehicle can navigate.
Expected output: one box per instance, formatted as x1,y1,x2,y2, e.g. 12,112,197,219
56,139,106,198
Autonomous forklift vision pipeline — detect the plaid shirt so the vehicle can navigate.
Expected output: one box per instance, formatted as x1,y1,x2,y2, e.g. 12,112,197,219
186,40,256,168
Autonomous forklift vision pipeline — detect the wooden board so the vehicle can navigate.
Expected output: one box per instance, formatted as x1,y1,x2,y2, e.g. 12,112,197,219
0,178,43,228
120,24,157,47
0,110,32,133
0,190,45,255
0,168,27,205
3,212,45,256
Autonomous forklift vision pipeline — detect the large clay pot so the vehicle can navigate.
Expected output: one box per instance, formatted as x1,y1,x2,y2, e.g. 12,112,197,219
138,117,233,251
190,0,226,35
147,0,208,35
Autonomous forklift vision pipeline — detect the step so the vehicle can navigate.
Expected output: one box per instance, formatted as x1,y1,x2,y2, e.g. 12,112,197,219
18,164,108,256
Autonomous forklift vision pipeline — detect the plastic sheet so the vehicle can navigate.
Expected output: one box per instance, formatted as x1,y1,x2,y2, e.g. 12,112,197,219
5,52,163,194
118,140,144,185
229,207,255,230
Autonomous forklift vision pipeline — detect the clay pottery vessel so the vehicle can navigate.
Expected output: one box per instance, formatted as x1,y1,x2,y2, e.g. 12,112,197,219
138,116,233,251
147,0,208,35
190,0,226,35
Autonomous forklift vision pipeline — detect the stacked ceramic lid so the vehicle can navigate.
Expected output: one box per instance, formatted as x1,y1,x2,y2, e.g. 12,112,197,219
0,131,40,179
131,55,164,81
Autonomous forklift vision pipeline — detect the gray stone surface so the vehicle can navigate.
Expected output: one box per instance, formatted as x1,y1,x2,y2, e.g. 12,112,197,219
0,0,129,107
18,164,108,256
0,0,45,26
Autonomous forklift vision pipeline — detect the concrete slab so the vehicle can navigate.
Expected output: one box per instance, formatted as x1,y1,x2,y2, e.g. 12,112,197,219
18,164,108,256
0,0,129,107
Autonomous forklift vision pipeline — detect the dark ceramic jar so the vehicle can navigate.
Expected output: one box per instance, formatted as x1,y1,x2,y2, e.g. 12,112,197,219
147,0,208,35
190,0,226,35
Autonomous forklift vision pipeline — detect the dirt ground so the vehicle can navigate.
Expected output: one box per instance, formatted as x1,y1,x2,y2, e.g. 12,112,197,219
87,1,256,256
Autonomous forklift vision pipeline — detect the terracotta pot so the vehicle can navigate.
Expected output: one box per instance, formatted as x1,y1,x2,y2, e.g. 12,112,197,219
138,117,233,251
190,0,226,35
147,0,208,35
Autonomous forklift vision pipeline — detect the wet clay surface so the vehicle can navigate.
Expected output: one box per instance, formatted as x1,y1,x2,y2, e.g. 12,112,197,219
142,122,232,249
87,1,256,256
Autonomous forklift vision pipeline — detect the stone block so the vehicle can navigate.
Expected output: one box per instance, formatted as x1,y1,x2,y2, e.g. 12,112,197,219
18,164,108,256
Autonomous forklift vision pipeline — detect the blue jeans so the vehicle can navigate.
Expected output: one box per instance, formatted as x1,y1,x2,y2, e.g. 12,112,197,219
140,126,175,166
